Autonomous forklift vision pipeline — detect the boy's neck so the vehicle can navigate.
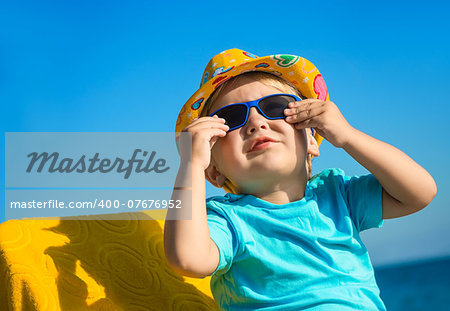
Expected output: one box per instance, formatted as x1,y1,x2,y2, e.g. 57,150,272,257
243,174,309,205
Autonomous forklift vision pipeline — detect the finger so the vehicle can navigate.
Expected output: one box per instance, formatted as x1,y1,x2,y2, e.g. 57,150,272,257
287,98,321,109
296,100,324,112
285,106,325,123
192,115,227,124
190,122,229,133
208,127,228,138
293,118,321,130
285,101,323,117
196,118,229,128
185,116,227,130
183,123,229,135
209,128,228,148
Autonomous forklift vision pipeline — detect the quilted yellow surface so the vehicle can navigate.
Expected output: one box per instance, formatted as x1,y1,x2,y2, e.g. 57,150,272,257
0,212,219,311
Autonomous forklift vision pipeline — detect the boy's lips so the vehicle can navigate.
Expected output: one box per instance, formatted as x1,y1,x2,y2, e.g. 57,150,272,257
247,136,279,153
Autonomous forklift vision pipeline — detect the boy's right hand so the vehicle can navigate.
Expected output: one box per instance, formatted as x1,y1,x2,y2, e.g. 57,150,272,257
180,115,229,170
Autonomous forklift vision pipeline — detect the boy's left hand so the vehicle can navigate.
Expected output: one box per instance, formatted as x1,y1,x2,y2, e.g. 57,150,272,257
284,99,354,148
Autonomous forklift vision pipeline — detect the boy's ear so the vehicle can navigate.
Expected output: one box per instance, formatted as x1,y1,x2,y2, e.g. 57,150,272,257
307,131,320,157
205,163,227,188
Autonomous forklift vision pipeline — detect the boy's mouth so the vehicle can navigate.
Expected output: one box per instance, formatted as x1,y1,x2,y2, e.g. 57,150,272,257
247,136,278,153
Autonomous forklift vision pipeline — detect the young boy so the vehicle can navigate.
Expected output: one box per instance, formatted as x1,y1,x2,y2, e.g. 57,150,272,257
164,48,437,310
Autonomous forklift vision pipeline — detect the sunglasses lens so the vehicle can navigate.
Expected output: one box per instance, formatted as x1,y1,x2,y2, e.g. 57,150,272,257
215,104,248,129
260,95,298,118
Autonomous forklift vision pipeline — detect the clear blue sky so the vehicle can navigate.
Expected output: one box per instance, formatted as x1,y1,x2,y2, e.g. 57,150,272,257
1,0,449,267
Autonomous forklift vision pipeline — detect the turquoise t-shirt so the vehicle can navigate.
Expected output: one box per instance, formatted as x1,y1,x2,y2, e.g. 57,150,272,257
206,168,386,311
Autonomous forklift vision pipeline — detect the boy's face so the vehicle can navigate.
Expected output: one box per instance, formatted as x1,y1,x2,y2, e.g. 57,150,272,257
207,76,314,194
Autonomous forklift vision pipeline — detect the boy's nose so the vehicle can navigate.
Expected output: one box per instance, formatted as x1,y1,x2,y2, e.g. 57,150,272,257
245,107,269,134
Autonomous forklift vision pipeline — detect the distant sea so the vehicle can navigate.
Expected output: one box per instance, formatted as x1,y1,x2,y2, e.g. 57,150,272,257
374,256,450,311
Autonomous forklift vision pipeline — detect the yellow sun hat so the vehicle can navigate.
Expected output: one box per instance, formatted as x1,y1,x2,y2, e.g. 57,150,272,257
175,48,329,153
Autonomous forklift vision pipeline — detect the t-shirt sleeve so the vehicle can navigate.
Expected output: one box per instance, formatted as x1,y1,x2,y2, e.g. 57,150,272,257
339,171,384,232
206,201,239,276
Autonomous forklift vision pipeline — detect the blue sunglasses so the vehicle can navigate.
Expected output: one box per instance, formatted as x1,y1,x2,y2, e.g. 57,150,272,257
209,93,311,133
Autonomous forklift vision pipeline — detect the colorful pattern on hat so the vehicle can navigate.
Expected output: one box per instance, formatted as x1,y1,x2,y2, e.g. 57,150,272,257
175,48,329,153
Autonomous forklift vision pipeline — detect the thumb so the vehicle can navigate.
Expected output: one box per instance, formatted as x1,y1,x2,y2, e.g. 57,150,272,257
210,135,219,149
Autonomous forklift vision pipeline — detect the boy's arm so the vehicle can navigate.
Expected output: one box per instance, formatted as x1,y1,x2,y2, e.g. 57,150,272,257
164,116,228,278
284,99,437,219
341,128,437,219
164,160,220,278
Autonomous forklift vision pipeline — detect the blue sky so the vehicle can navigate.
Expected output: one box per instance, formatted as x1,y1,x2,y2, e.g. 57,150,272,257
1,0,449,267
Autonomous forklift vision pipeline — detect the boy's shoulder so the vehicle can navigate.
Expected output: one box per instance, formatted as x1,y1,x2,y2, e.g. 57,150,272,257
308,168,347,188
206,193,245,209
308,168,379,199
205,193,247,222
